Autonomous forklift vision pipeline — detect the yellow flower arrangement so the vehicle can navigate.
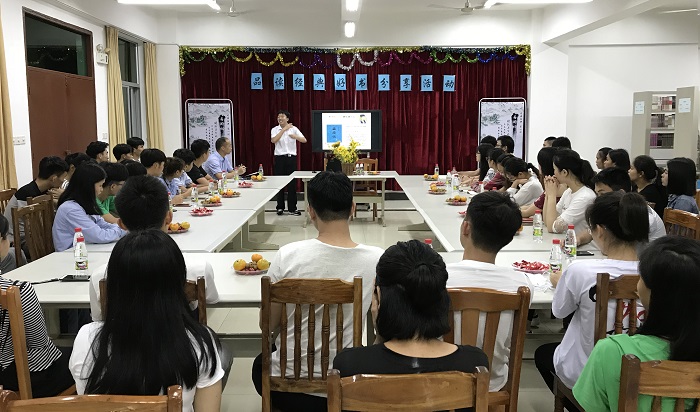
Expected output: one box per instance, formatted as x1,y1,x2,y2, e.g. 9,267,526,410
331,139,360,163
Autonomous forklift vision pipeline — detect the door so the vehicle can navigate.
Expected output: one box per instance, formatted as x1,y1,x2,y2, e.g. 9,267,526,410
27,67,68,172
65,75,98,155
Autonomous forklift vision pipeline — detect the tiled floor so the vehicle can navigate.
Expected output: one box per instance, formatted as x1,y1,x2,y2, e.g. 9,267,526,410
215,199,561,411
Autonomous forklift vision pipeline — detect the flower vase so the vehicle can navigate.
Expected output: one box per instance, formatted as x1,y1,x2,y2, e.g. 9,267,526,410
341,162,355,176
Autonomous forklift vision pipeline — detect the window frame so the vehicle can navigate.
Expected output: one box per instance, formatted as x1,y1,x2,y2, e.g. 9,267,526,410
118,35,145,141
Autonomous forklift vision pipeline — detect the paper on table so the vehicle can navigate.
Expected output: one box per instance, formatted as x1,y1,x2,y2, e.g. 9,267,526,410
525,273,553,292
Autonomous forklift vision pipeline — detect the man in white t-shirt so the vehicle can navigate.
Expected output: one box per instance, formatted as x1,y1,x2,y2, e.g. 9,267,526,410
446,191,533,392
252,171,383,412
271,110,307,216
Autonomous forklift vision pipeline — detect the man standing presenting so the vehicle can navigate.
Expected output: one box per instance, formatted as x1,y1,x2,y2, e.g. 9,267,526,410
271,110,306,216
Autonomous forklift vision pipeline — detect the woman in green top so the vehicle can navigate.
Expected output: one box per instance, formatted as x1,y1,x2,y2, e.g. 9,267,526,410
573,236,700,411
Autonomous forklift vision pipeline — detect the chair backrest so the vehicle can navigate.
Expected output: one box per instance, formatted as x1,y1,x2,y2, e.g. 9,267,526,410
0,188,16,215
26,195,55,233
0,385,183,411
0,286,32,399
594,273,640,344
618,354,700,412
444,287,530,409
662,208,700,240
353,159,379,193
260,276,363,412
11,203,53,266
326,368,490,412
99,277,207,325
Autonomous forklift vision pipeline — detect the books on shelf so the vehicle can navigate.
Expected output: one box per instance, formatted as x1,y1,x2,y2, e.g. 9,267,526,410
649,133,674,148
651,95,676,111
650,113,675,128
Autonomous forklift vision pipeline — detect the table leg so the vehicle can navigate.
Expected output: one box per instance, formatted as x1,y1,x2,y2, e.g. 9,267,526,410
248,211,290,233
302,179,310,228
237,222,279,251
380,179,386,227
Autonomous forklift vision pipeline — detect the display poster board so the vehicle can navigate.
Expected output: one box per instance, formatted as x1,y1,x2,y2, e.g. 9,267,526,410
311,110,382,152
185,100,235,167
478,98,527,158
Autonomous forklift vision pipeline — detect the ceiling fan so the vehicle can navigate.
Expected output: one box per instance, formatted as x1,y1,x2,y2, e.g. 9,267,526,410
427,1,489,14
225,0,249,17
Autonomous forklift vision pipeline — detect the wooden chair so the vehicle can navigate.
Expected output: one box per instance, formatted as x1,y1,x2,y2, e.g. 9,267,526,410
352,158,379,221
99,277,207,325
26,195,55,230
445,287,530,412
327,368,490,412
695,189,700,209
0,286,76,400
662,208,700,240
10,203,53,268
260,276,363,412
554,273,640,412
0,385,183,411
618,354,700,412
0,188,16,215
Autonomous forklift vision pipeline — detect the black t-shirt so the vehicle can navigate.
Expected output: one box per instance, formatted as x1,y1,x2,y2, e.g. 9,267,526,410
333,343,488,412
15,181,44,201
638,184,667,217
187,165,207,183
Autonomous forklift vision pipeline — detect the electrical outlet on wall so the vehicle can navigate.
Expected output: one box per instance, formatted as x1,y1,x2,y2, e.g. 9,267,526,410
13,136,26,145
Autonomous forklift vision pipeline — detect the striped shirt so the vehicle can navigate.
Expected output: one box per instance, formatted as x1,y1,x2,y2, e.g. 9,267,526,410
0,277,62,372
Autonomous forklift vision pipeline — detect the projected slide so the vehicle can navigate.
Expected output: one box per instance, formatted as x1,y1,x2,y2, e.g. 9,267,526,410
321,112,372,150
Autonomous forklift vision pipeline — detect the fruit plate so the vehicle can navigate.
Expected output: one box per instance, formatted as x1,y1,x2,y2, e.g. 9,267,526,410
235,269,268,276
366,171,381,175
447,201,467,206
434,181,446,186
237,182,253,188
189,210,213,217
424,177,438,181
167,228,189,234
428,190,447,195
512,261,549,274
221,193,241,198
201,202,223,207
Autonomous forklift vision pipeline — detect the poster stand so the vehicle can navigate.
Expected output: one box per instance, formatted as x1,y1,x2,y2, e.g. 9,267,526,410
185,99,236,167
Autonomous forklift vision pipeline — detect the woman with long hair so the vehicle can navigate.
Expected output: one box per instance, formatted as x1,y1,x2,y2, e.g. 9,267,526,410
662,157,699,213
69,230,223,412
503,157,543,206
543,149,596,233
521,147,567,218
333,240,488,409
629,155,667,217
573,236,700,410
603,148,631,171
52,162,126,252
595,147,612,170
535,191,649,392
482,148,504,185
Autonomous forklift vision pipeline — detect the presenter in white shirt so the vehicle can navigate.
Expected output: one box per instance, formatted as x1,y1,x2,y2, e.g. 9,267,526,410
271,110,306,215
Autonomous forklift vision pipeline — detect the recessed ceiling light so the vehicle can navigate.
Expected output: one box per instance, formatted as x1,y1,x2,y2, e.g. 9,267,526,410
117,0,221,10
484,0,592,8
346,0,359,12
344,22,356,38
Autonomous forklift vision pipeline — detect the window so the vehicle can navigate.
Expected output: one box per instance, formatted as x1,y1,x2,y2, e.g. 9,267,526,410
119,38,142,140
24,14,90,76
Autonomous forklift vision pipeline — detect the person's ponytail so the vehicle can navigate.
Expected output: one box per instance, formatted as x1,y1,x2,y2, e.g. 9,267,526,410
618,192,649,243
579,159,596,189
527,163,541,180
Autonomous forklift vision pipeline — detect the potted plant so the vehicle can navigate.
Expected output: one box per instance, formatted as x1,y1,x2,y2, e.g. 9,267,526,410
331,139,360,175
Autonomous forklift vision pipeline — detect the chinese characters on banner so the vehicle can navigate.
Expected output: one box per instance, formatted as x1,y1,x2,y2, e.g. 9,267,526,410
334,74,347,91
251,73,262,90
273,73,285,90
356,74,368,91
313,74,325,90
252,73,456,92
443,75,456,92
293,74,304,91
400,75,412,92
378,74,390,91
421,75,433,92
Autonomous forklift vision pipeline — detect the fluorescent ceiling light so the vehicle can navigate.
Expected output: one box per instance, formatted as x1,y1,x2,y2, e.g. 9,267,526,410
117,0,221,10
346,0,359,12
344,22,356,38
485,0,592,8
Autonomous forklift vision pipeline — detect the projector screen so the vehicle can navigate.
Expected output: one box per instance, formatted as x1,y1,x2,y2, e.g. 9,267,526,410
311,110,382,152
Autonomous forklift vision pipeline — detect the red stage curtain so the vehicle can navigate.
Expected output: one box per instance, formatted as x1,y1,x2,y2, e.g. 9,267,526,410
180,51,527,176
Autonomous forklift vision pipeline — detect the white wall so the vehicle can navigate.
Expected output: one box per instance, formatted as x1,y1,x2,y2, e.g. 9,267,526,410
157,44,182,157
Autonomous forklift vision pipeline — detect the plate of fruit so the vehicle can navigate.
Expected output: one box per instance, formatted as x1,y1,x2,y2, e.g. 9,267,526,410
446,195,468,206
366,171,381,175
221,189,241,198
167,222,190,234
233,254,271,275
512,260,550,274
238,181,253,188
423,173,439,181
201,195,222,207
250,174,266,182
434,181,446,186
189,207,214,216
428,183,447,194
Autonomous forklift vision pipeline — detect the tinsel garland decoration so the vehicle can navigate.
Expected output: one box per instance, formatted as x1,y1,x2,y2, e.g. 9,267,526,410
179,45,531,75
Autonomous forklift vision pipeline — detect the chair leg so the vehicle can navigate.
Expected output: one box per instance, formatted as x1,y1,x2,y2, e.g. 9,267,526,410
372,203,377,221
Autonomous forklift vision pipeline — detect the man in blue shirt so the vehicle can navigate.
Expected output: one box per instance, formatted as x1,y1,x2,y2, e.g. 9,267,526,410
202,137,245,180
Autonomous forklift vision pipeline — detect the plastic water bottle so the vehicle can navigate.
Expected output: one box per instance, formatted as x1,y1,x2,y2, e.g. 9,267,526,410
452,173,460,192
434,163,439,177
564,224,577,261
549,239,563,276
360,163,365,175
167,192,173,212
533,210,543,243
446,168,452,184
222,175,228,190
72,227,83,249
451,166,458,177
258,164,264,178
208,180,215,194
233,169,239,183
74,234,88,277
191,186,198,206
479,182,485,193
425,239,433,249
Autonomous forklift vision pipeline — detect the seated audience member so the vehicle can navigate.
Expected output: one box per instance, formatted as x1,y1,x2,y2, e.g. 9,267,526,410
202,137,245,180
0,215,24,274
503,157,543,206
126,137,145,161
86,141,110,162
251,171,383,412
521,147,565,218
52,162,127,252
70,230,223,412
173,148,197,189
333,240,489,407
482,148,504,185
113,143,134,162
662,157,699,213
576,168,665,247
0,230,74,396
162,157,191,204
603,148,631,171
543,149,596,233
542,136,557,147
573,237,700,411
480,135,497,147
535,191,648,392
595,147,612,170
551,136,572,149
630,155,667,217
96,162,128,224
122,159,147,177
60,152,92,190
460,142,494,180
140,148,167,179
188,139,213,186
445,192,532,391
495,135,515,154
484,152,511,191
3,156,68,242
